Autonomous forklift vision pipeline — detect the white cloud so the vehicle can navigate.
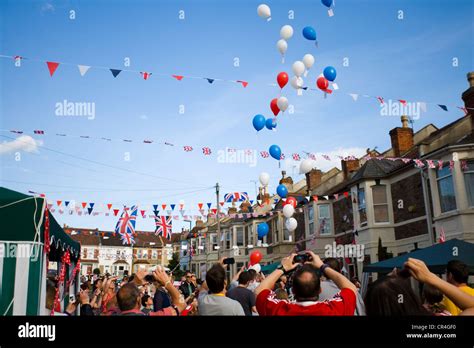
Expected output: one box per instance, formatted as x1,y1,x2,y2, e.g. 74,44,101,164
0,135,42,155
40,2,55,13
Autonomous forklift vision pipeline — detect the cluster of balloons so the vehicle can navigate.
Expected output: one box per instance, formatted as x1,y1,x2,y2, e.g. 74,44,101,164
283,197,298,232
253,114,277,132
316,66,338,94
276,24,293,63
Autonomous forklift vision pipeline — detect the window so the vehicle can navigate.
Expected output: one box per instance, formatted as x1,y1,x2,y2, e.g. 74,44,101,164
236,262,244,274
308,205,314,235
464,161,474,207
210,233,217,251
273,219,279,243
437,165,457,213
152,250,158,259
225,230,231,250
372,185,389,223
318,204,331,235
245,225,253,246
236,227,244,246
358,188,367,225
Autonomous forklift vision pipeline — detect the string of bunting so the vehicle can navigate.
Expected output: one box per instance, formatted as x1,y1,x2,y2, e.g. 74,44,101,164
1,54,471,113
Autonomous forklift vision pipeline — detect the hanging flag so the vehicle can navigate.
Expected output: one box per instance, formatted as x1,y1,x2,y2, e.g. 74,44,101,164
110,69,122,78
376,96,384,105
78,65,91,76
334,193,339,200
205,78,214,84
292,153,301,161
115,206,138,245
56,200,62,206
154,215,172,240
141,72,152,80
153,204,159,211
81,202,87,209
198,203,203,210
260,151,269,158
437,160,444,170
439,227,446,243
414,159,425,168
312,195,318,202
170,204,176,211
224,192,249,202
183,146,193,152
140,210,146,218
426,160,436,169
202,147,212,155
398,100,407,106
322,154,331,161
458,106,468,115
172,75,183,81
438,104,448,112
46,61,60,77
162,204,167,210
206,202,212,209
113,209,119,216
219,202,224,207
65,201,70,207
348,93,359,101
87,207,93,215
107,203,112,210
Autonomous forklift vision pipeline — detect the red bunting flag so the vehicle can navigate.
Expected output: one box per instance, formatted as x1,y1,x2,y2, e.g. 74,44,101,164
343,191,349,198
46,61,60,77
56,200,62,206
172,75,183,81
236,80,248,88
198,203,203,210
398,100,407,106
140,72,152,80
81,202,87,209
312,195,318,202
376,96,384,105
219,201,224,207
140,210,146,218
162,204,167,210
113,209,119,216
107,203,112,210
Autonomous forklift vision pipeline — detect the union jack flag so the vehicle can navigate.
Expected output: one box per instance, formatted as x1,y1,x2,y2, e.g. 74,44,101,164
308,153,316,160
155,215,173,240
280,153,285,160
183,146,193,152
143,140,153,144
260,151,269,158
292,153,301,161
141,72,152,80
10,130,23,134
224,192,249,202
438,227,446,243
437,160,444,170
376,96,384,105
322,154,331,161
34,130,45,134
115,206,138,245
202,147,212,155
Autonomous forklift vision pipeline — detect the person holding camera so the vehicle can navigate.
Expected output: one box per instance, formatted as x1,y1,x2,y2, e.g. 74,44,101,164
255,251,357,316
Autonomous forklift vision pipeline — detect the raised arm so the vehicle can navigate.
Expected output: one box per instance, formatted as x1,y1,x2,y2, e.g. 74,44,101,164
153,268,186,312
255,254,298,296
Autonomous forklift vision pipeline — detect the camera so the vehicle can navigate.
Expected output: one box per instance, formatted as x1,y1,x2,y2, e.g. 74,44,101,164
293,252,313,264
144,274,155,283
223,257,235,265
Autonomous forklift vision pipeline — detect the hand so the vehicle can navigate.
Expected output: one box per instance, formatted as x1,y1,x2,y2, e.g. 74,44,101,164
94,288,101,297
218,257,227,268
305,251,323,269
281,254,299,273
404,258,436,284
136,268,147,282
79,289,90,305
65,301,77,315
153,268,171,286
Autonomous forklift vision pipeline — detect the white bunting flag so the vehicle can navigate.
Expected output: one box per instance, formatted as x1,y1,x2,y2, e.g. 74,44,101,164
78,65,91,76
349,93,359,101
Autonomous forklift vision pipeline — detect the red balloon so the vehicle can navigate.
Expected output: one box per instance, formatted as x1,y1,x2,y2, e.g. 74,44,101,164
285,196,297,208
249,250,262,266
270,98,280,116
317,76,329,91
277,72,289,89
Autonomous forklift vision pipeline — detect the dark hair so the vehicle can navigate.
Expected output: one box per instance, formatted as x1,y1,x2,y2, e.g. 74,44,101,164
116,283,140,311
323,258,341,273
447,260,469,284
248,269,257,281
206,264,226,294
292,264,321,301
238,271,252,285
141,294,151,307
364,275,429,316
422,283,443,305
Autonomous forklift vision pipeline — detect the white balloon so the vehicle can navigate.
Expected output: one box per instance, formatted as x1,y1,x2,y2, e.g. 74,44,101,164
285,217,298,232
290,76,304,89
292,61,305,77
277,96,288,112
276,39,287,55
299,159,315,174
249,263,261,273
280,25,294,40
257,4,271,20
302,54,315,69
259,172,270,186
283,204,295,218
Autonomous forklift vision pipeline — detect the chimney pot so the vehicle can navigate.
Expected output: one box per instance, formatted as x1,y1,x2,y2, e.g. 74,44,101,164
401,115,409,128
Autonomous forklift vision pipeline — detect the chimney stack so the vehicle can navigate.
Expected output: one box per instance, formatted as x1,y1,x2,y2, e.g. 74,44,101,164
462,72,474,114
342,158,360,180
305,169,322,192
389,115,414,157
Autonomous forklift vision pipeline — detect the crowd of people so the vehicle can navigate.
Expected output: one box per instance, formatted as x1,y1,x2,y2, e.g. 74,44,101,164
47,251,474,316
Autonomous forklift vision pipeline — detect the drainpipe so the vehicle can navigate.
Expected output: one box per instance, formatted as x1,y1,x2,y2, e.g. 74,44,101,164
420,168,435,246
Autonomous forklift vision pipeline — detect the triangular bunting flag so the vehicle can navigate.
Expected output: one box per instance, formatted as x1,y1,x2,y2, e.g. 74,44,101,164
89,203,95,209
81,202,87,209
87,207,93,215
438,104,448,112
170,204,176,210
65,201,70,207
56,200,62,206
110,69,122,78
153,204,158,211
46,61,60,77
237,80,248,88
206,203,212,209
113,209,119,216
219,202,224,207
141,72,152,80
206,78,214,84
172,75,183,81
78,65,91,76
198,203,203,210
107,203,112,210
161,204,167,210
140,210,146,218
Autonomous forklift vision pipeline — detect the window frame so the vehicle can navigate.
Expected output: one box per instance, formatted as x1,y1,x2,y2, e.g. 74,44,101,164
318,204,332,235
371,184,389,223
436,164,457,213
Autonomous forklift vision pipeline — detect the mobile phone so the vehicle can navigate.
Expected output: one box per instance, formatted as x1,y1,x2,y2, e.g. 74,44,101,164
69,294,75,303
223,257,235,265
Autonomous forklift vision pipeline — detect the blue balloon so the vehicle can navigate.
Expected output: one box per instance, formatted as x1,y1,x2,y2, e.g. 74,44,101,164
302,26,317,41
252,114,266,131
257,223,269,239
269,144,282,160
265,118,277,130
276,184,288,198
321,0,333,8
323,66,337,82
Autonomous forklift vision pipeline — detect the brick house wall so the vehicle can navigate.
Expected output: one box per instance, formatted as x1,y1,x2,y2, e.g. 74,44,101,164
391,174,426,223
333,197,353,233
394,219,428,240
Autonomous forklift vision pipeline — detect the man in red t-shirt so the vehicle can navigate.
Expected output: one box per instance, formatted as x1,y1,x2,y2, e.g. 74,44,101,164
255,251,357,316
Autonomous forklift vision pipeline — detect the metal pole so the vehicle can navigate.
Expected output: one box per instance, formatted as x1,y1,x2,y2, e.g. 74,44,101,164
216,183,221,259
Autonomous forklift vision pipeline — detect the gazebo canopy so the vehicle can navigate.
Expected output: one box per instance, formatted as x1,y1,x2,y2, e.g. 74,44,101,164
363,239,474,274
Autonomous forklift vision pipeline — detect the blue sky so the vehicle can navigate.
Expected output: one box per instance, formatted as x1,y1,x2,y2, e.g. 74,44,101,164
0,0,472,232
